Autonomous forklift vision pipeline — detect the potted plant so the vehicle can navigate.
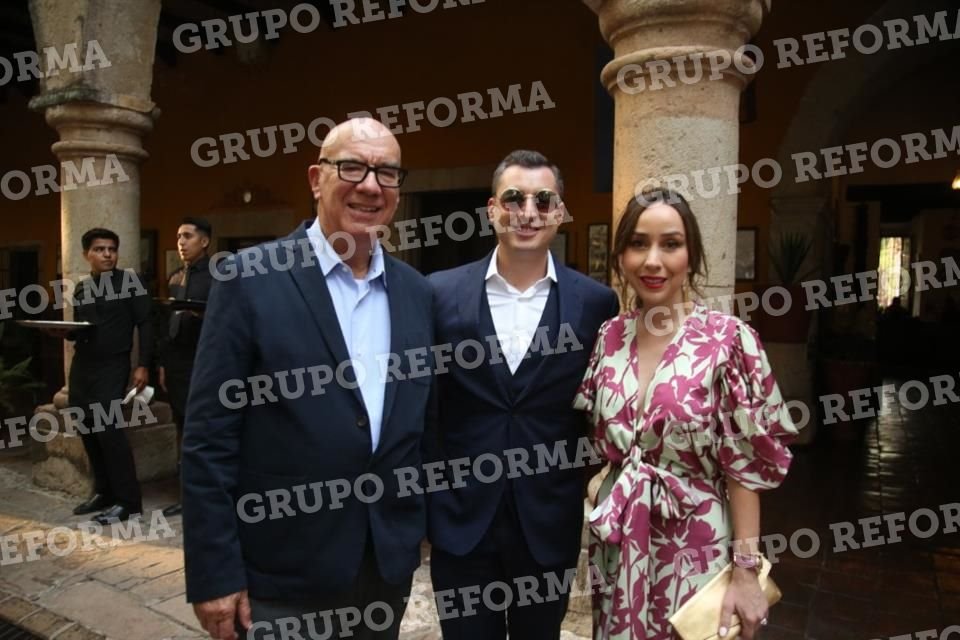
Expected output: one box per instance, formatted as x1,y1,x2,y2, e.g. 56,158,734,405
755,232,816,343
818,305,880,442
0,322,45,443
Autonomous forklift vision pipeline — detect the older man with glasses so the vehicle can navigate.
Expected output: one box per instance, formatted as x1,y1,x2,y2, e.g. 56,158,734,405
181,118,435,640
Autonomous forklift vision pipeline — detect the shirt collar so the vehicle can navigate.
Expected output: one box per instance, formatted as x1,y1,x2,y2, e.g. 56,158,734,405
186,255,210,273
308,219,387,286
90,268,117,281
484,245,558,288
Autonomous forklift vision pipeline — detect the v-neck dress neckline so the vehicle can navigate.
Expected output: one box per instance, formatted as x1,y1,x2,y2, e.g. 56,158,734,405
630,303,699,428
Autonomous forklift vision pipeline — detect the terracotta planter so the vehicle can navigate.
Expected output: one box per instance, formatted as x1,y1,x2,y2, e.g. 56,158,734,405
752,284,811,343
820,357,880,441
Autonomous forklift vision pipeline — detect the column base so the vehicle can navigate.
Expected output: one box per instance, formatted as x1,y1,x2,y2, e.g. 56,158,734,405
29,401,178,496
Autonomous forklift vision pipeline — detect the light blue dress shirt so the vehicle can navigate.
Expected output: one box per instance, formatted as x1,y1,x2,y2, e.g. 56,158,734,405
307,220,391,452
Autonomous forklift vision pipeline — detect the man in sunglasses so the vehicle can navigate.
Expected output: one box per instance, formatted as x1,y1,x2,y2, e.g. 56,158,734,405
182,118,434,640
427,150,620,639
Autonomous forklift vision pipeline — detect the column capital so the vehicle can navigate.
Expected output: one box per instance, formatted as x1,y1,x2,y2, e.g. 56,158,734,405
45,102,154,163
27,0,161,114
589,0,770,94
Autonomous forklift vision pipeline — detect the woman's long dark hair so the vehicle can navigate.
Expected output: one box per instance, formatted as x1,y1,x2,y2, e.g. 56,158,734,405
611,187,708,309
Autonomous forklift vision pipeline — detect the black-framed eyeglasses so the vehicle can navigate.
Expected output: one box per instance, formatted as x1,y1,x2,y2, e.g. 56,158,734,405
497,187,562,214
318,159,407,188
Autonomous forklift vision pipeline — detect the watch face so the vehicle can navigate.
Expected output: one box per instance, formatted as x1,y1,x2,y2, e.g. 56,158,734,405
734,553,761,569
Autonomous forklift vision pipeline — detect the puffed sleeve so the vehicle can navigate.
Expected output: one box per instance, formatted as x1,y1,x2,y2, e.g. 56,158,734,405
715,318,799,491
573,316,628,444
572,318,613,417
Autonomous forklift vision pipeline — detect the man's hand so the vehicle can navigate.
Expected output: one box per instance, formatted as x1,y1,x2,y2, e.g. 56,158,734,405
158,366,167,393
132,366,149,393
193,590,252,640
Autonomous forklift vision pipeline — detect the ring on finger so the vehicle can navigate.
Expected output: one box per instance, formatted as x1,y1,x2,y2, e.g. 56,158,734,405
760,617,769,626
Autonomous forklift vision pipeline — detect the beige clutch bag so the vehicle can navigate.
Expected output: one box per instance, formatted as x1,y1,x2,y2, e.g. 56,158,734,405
669,557,781,640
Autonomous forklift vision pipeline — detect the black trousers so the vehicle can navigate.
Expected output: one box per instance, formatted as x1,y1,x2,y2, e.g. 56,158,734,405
164,353,194,442
430,492,571,640
69,353,142,512
241,535,412,640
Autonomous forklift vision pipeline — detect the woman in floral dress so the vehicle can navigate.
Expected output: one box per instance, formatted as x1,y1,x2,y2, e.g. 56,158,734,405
573,188,798,640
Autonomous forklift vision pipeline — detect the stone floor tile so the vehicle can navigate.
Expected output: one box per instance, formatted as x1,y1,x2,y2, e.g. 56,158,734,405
879,569,937,595
128,569,186,603
19,608,75,637
809,591,873,623
768,601,807,631
41,580,191,638
149,594,203,632
936,553,960,574
818,569,882,596
939,572,960,594
0,594,40,622
49,625,106,640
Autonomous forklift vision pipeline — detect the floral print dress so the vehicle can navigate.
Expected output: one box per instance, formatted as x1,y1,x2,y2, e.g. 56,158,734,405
573,302,798,639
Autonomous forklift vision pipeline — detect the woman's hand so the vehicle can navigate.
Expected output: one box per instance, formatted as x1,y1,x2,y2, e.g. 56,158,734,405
718,567,767,638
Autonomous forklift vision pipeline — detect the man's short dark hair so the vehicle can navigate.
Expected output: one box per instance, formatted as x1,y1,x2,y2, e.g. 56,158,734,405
491,150,564,197
81,228,120,251
181,216,212,238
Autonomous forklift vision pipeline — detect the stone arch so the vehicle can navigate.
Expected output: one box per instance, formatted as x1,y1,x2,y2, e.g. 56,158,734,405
769,0,960,278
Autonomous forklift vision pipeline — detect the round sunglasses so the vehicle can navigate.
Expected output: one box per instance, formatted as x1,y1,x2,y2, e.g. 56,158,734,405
497,187,562,214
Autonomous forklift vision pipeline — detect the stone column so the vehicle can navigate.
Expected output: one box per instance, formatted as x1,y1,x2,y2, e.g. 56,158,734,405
586,0,770,303
26,1,176,494
45,105,154,405
570,1,773,613
27,0,161,405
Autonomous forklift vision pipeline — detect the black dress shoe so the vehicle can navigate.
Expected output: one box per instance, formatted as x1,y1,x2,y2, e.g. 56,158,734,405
91,504,140,525
73,493,113,515
161,502,183,517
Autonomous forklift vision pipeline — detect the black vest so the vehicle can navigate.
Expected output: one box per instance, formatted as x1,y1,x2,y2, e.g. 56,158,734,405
478,281,560,404
477,281,560,543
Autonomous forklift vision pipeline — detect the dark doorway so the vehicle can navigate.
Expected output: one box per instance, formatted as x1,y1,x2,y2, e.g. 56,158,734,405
2,248,40,317
0,247,49,419
220,236,276,253
416,189,495,275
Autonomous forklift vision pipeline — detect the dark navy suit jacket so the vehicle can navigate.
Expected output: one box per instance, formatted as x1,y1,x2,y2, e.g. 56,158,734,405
427,253,619,569
182,221,434,603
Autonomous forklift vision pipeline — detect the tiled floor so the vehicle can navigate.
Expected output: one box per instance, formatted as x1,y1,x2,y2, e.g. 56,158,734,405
760,370,960,639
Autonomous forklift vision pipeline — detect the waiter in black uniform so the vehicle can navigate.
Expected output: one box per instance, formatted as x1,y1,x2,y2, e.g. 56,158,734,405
159,217,213,517
68,228,152,524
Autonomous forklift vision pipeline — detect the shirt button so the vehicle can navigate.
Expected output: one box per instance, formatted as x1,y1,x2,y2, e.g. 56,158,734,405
356,415,369,429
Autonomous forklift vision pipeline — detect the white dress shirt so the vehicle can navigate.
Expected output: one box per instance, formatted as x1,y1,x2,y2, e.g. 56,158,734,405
307,220,390,452
484,246,558,374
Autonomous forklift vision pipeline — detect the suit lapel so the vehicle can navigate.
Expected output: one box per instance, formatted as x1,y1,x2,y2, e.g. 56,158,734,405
513,265,584,405
456,257,485,340
460,253,512,405
379,254,406,431
285,223,364,408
